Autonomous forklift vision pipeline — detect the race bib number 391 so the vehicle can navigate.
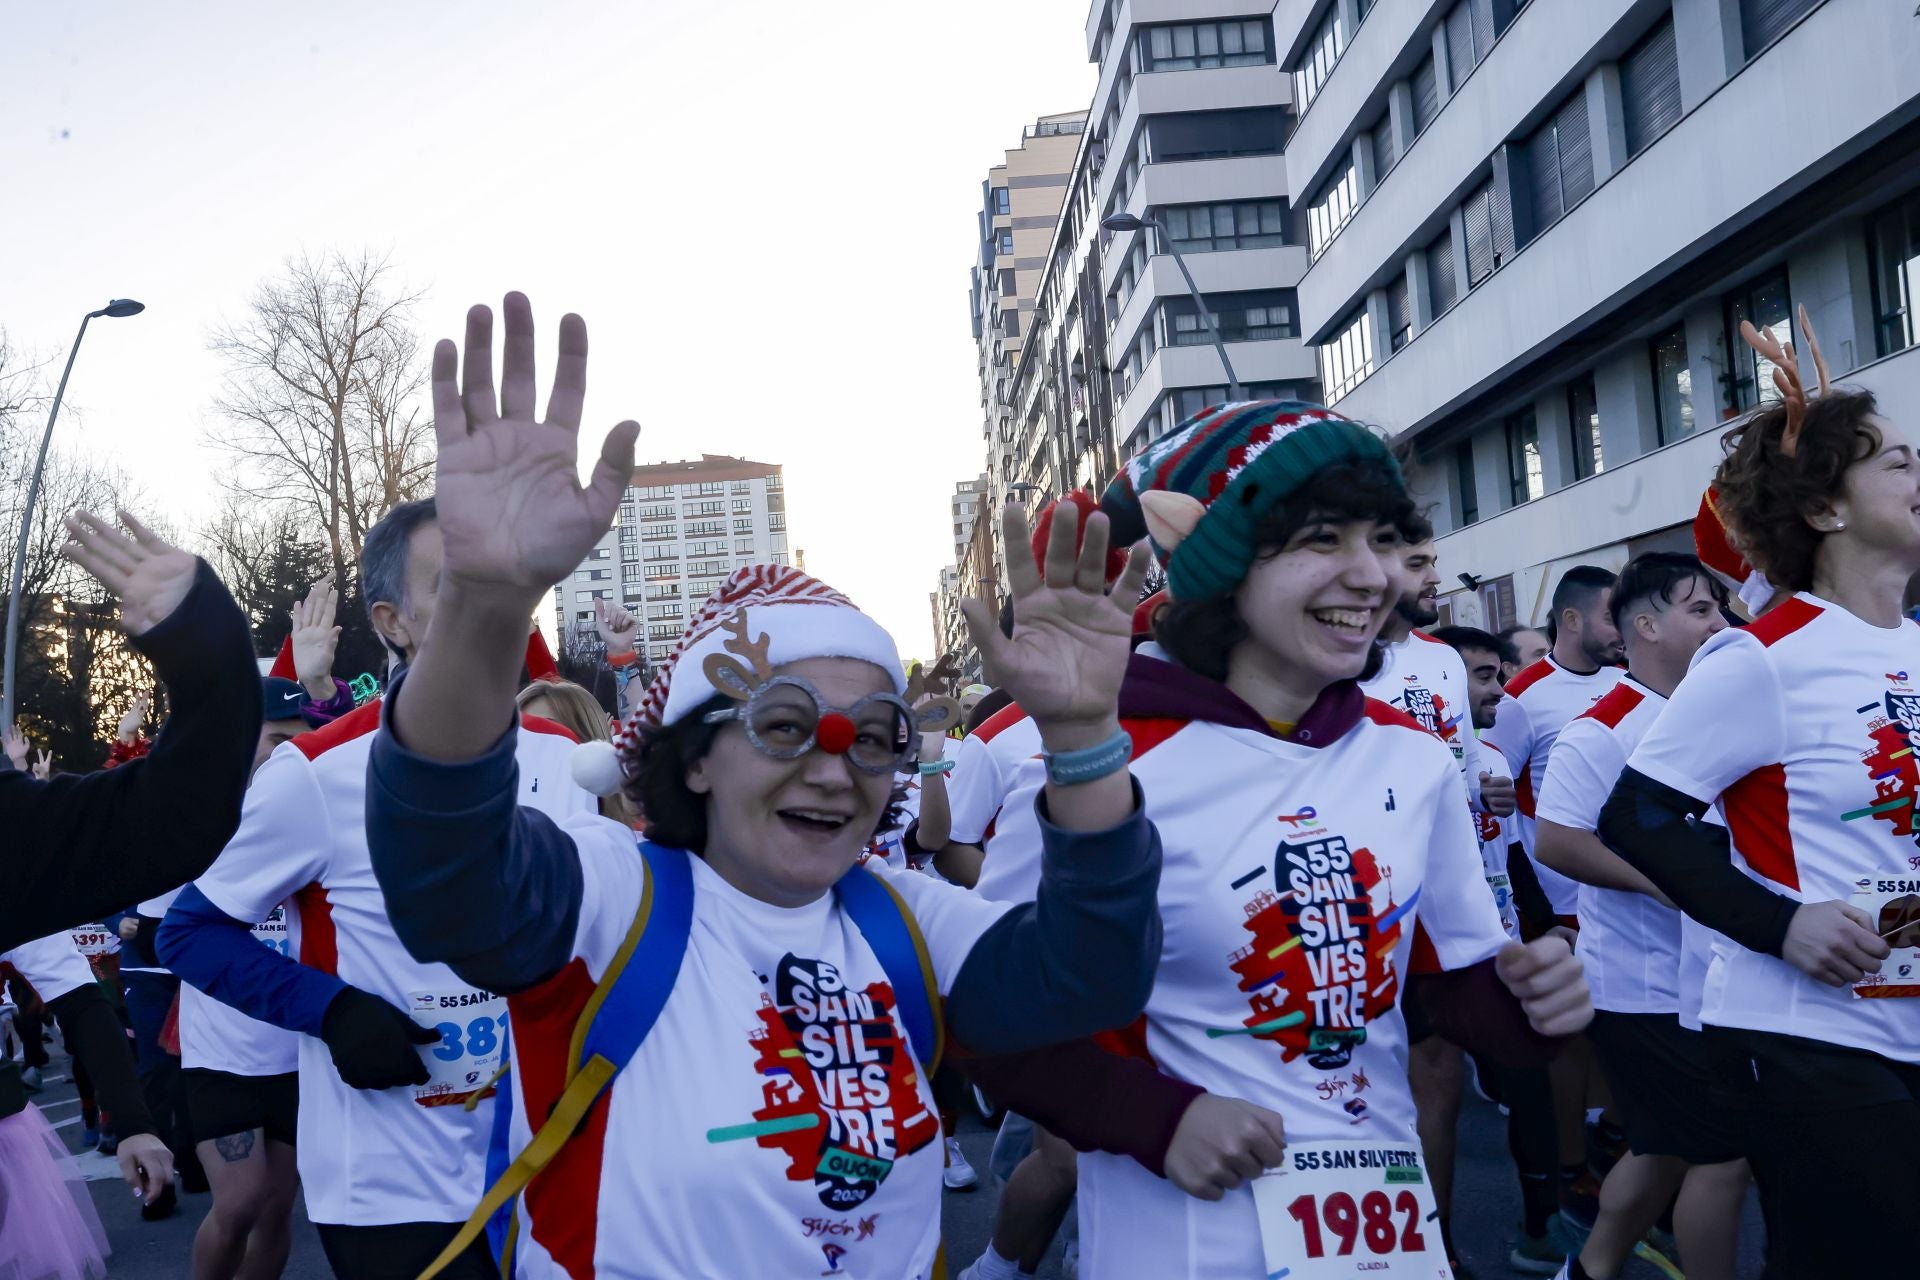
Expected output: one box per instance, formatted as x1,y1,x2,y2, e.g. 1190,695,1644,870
1252,1141,1452,1280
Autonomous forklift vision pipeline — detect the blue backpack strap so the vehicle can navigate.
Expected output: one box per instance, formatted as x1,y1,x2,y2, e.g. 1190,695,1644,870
426,840,697,1280
574,841,695,1071
834,865,945,1076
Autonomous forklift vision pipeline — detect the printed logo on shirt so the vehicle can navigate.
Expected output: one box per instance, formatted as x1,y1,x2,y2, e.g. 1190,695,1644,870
726,955,938,1210
1858,689,1920,839
800,1214,880,1241
1399,682,1463,756
1217,819,1410,1073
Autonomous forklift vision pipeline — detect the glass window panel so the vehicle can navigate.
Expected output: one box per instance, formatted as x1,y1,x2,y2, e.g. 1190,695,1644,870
1173,26,1195,57
1197,24,1219,56
1222,23,1243,54
1150,27,1173,58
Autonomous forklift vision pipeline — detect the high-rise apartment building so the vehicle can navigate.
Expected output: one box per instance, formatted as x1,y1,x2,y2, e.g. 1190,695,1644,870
1276,0,1920,627
949,474,988,565
552,454,789,674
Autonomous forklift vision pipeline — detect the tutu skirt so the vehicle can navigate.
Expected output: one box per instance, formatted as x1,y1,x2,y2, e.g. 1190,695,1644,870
0,1104,110,1280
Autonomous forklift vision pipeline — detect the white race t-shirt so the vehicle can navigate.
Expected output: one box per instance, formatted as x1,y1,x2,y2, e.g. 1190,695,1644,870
179,902,302,1077
976,698,1511,1280
1483,657,1626,915
1536,677,1681,1014
3,931,99,1004
1470,738,1521,942
1361,631,1472,777
944,706,1041,846
190,702,592,1226
494,825,1015,1279
1628,595,1920,1062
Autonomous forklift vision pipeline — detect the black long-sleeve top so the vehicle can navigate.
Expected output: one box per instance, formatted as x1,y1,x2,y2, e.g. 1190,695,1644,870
0,561,260,951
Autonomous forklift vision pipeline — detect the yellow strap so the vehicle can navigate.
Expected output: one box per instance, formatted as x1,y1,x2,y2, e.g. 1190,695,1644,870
415,1056,618,1280
867,869,947,1075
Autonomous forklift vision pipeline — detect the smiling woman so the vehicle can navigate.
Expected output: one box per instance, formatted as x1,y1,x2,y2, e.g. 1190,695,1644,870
362,292,1163,1279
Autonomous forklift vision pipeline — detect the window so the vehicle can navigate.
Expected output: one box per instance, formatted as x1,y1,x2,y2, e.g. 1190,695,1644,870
649,644,674,662
1293,5,1347,112
1306,158,1359,259
1650,325,1696,444
1444,0,1497,93
587,547,611,560
1163,289,1297,345
687,539,727,556
1454,440,1480,525
730,480,751,494
1140,19,1272,71
633,484,674,499
1146,107,1289,162
1723,270,1791,412
997,229,1014,256
1567,375,1603,479
621,563,643,582
997,268,1016,297
687,482,723,497
1506,411,1544,506
686,519,724,535
1869,193,1920,357
642,545,677,562
1622,17,1681,157
1427,228,1459,315
1741,0,1817,60
647,604,684,621
1319,310,1374,403
687,500,724,516
769,515,787,532
1411,55,1440,135
638,503,674,521
771,552,791,567
732,518,754,533
765,474,782,491
1370,112,1397,179
732,498,752,513
646,582,681,601
992,187,1010,215
643,564,678,581
1162,200,1288,253
1386,273,1411,352
648,624,681,641
1460,174,1515,287
1524,86,1594,239
686,559,726,577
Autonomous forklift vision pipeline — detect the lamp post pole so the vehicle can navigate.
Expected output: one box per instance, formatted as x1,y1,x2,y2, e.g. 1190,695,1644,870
1101,213,1242,401
3,300,145,734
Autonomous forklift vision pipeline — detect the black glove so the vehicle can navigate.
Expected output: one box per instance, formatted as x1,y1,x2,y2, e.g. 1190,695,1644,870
320,987,440,1090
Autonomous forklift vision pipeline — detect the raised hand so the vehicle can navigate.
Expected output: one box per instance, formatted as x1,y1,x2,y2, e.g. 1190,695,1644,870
2,726,26,771
959,501,1150,746
594,597,639,657
117,694,151,744
289,574,343,697
31,748,50,781
429,293,640,607
62,511,198,637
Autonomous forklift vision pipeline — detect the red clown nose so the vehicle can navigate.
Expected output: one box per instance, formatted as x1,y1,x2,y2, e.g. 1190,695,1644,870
815,712,857,755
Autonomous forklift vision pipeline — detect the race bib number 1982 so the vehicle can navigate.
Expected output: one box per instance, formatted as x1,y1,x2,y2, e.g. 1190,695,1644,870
1251,1141,1452,1280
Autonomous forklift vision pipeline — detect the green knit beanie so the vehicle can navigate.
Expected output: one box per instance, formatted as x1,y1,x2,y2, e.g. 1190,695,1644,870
1102,400,1400,600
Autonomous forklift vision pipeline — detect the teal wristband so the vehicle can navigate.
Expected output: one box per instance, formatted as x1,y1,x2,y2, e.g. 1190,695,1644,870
1042,729,1132,786
917,758,956,777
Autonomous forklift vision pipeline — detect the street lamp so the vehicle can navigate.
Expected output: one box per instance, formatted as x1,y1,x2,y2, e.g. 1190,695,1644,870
3,299,146,734
1101,212,1243,401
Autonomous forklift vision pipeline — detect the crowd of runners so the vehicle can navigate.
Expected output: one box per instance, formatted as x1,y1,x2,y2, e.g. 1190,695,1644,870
0,293,1912,1280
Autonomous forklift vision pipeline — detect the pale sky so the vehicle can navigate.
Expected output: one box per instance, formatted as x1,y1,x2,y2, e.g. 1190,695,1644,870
2,0,1095,656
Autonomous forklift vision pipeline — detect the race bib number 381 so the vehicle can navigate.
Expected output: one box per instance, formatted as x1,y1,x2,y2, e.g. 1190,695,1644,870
407,989,508,1108
1251,1141,1452,1280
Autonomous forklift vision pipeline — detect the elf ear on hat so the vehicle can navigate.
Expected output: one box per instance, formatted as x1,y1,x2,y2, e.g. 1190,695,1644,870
1102,400,1399,601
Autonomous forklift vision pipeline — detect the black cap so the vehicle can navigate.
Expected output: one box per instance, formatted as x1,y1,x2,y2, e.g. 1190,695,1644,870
262,677,307,724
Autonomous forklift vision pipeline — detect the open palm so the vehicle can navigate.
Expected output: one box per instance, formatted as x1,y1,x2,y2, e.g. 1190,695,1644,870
961,501,1150,729
429,294,640,601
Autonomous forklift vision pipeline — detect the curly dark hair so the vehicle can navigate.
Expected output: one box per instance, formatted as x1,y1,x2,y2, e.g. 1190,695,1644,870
1154,456,1417,682
624,693,907,854
1714,388,1881,593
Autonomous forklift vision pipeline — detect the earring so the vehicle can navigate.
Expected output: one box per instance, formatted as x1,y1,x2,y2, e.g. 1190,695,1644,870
1835,521,1847,531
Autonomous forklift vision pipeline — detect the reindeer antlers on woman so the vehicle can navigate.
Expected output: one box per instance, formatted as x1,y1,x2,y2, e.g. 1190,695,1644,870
1739,304,1832,458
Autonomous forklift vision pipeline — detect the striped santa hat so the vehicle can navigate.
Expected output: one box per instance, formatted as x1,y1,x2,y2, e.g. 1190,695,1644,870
634,565,903,732
1693,486,1776,617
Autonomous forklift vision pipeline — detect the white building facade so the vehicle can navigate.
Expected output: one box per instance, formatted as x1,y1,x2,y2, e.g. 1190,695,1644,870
552,454,789,673
1274,0,1920,627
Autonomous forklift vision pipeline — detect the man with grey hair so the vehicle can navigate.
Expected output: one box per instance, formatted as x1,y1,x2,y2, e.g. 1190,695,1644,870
159,498,596,1279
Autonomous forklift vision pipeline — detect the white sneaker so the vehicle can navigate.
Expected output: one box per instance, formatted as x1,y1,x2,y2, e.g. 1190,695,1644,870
19,1065,42,1092
943,1137,979,1190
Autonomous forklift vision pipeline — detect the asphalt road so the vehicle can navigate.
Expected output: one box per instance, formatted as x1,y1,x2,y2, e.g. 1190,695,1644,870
34,1042,1765,1279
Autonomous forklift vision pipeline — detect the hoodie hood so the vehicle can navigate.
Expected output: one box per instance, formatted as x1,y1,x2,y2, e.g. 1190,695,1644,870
1116,651,1366,748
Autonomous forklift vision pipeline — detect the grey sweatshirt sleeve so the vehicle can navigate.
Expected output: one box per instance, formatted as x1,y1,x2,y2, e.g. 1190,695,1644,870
944,781,1162,1055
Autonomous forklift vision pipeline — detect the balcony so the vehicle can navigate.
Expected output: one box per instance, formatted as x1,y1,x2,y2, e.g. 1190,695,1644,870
1095,63,1292,217
1110,245,1307,353
1281,0,1428,198
1115,337,1322,447
1331,0,1918,436
1298,0,1643,339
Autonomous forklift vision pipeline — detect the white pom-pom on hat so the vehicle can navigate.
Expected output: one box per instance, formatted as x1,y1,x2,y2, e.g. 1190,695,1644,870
570,739,625,797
